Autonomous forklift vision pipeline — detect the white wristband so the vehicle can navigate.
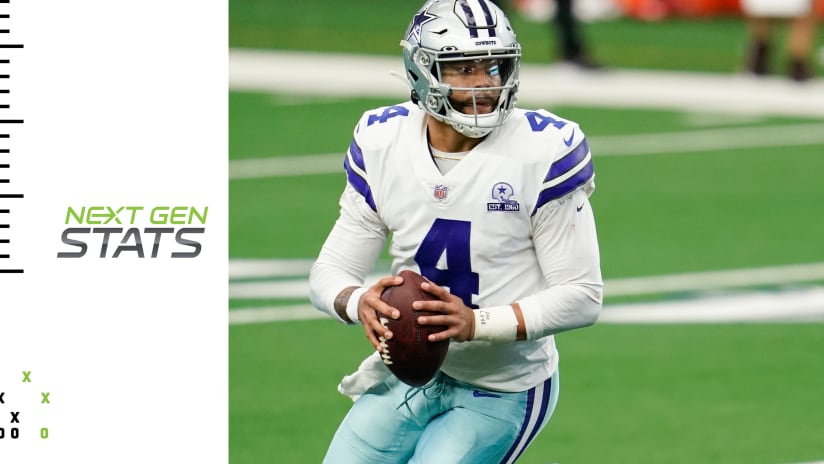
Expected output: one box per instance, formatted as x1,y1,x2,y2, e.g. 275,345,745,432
344,287,369,325
472,305,518,342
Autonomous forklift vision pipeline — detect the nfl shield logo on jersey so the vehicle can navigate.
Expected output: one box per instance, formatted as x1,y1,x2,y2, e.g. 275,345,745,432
433,184,449,201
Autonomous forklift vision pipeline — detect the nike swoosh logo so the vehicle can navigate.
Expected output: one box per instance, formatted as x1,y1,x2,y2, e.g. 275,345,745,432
563,128,576,147
576,203,584,212
472,390,502,398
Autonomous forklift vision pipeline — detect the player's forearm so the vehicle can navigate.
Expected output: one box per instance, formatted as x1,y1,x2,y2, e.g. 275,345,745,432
522,188,603,339
471,281,601,342
516,281,603,339
309,188,387,324
333,286,360,323
471,303,527,342
334,286,370,325
309,260,365,324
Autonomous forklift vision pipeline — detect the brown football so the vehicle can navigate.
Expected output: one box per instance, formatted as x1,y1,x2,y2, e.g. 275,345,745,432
378,269,449,387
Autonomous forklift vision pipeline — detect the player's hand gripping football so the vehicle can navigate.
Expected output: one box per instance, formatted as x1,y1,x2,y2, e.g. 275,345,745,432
413,280,475,343
356,275,476,351
357,275,403,351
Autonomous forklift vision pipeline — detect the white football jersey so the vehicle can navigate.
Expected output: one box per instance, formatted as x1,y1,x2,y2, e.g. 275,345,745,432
311,101,602,392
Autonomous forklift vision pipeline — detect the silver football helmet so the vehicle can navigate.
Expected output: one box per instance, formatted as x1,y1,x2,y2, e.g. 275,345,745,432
401,0,521,138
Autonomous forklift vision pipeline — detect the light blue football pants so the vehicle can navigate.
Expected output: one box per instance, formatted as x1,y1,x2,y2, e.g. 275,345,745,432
323,369,559,464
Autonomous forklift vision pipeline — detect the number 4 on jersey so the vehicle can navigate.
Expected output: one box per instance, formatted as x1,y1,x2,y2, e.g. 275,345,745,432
414,219,480,309
525,111,567,132
367,105,409,126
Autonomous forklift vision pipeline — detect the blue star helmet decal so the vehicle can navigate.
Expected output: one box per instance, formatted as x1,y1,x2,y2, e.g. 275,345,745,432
406,5,437,43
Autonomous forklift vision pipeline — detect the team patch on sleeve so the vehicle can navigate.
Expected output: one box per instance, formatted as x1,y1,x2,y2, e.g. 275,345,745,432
532,138,593,215
343,138,377,212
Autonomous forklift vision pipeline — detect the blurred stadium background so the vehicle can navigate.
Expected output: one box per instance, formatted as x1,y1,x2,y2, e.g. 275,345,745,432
229,1,824,463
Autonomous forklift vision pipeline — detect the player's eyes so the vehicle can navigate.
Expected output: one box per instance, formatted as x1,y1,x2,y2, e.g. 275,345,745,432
443,65,474,74
446,64,500,76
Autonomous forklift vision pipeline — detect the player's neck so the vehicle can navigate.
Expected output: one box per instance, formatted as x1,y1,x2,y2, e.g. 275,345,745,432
426,117,484,153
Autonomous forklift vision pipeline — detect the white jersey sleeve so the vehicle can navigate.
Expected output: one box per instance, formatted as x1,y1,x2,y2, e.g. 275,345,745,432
308,113,392,322
519,186,603,340
512,111,603,339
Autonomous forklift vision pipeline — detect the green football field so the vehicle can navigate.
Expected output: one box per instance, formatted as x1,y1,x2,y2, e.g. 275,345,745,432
229,3,824,463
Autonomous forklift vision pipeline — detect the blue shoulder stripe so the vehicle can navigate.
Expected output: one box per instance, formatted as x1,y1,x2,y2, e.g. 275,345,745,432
543,138,589,182
532,139,593,215
348,139,366,171
343,139,377,212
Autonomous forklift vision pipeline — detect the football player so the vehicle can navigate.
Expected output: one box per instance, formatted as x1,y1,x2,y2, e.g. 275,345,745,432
309,0,603,462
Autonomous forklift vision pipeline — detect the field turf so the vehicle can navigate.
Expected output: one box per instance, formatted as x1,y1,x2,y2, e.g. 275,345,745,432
229,3,824,463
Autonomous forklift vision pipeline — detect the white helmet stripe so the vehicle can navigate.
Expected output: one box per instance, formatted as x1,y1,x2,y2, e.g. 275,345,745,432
456,0,496,38
476,0,497,37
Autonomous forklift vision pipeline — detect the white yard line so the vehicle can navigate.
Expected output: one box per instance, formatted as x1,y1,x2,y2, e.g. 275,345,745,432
230,153,343,179
229,258,315,278
229,305,326,324
591,123,824,156
229,122,824,179
598,287,824,324
606,262,824,297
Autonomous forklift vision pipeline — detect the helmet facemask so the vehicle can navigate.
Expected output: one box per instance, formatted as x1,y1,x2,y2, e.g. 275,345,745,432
433,53,519,138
